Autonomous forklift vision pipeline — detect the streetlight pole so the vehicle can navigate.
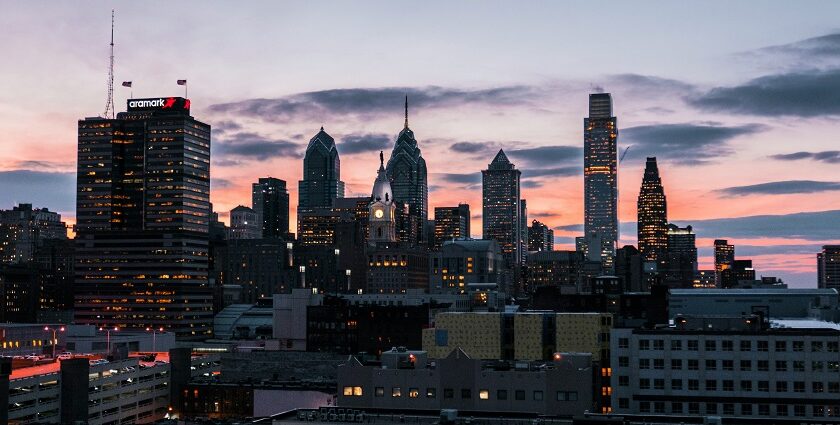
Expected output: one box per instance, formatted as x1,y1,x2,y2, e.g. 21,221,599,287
146,327,164,352
99,327,118,355
43,326,65,358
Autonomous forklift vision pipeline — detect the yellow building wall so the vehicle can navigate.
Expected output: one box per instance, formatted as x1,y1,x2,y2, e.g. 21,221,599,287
422,312,501,359
555,313,612,362
513,313,544,360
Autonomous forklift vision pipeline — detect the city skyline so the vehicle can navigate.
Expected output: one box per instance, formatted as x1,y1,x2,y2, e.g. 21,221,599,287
2,2,840,286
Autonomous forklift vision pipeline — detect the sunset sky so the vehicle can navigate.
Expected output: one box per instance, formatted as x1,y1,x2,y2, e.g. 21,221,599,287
2,1,840,286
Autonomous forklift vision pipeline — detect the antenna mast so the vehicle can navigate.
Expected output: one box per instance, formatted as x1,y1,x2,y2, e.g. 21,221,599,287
103,10,115,118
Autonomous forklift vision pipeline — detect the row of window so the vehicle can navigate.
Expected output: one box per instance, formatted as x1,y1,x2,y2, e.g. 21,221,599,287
619,399,840,418
623,338,839,353
343,386,578,402
627,357,840,372
619,377,840,393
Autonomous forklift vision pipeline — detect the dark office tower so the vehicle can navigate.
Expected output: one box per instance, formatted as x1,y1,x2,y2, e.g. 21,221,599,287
818,245,840,289
75,97,212,339
520,199,528,263
433,204,471,250
664,224,697,287
637,157,668,262
386,97,428,239
252,177,289,239
584,93,618,269
482,149,521,278
298,127,344,211
528,219,554,252
714,239,735,287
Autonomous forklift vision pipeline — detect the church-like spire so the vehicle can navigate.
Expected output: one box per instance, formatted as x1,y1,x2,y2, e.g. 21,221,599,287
379,150,384,169
404,95,409,129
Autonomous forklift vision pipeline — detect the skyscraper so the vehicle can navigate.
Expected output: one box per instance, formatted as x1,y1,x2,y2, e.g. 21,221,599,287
386,97,428,240
584,93,618,269
528,219,554,252
637,157,668,262
298,127,344,212
520,199,528,263
228,206,260,239
252,177,289,239
75,96,213,339
714,239,735,287
665,224,697,287
433,204,471,250
818,245,840,290
482,149,521,275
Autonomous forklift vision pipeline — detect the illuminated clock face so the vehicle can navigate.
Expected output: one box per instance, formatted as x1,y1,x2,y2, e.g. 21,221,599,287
374,209,384,219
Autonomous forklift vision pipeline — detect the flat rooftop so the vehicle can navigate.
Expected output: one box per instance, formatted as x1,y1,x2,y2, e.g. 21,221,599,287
9,351,171,380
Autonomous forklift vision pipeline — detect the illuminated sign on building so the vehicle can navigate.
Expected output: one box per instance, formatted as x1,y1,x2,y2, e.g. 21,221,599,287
127,97,191,112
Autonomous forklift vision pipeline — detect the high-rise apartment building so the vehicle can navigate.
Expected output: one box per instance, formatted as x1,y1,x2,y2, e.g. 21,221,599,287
583,93,618,269
528,219,554,252
228,206,260,240
252,177,289,239
74,97,212,339
433,204,471,249
482,150,521,274
0,203,67,264
637,157,668,262
818,245,840,289
386,97,428,240
520,199,528,263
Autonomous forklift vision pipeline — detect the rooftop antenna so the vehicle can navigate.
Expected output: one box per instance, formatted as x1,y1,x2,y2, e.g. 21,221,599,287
102,9,115,119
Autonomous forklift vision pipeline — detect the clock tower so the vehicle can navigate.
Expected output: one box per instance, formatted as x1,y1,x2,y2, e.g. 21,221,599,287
369,151,397,243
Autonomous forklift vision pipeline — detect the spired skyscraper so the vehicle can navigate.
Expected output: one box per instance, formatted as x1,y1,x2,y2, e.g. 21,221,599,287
298,127,345,233
386,97,428,241
482,149,522,280
583,93,618,269
252,177,289,239
74,97,213,339
637,157,668,262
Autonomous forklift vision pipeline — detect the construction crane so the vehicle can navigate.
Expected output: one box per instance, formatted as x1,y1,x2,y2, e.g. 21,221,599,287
102,10,115,119
619,145,632,164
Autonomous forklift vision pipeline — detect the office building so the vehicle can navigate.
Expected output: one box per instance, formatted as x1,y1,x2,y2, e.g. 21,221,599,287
433,204,470,250
720,259,756,289
611,315,840,421
74,97,212,339
615,245,644,292
714,239,735,287
337,347,592,417
298,127,345,234
0,203,67,264
528,219,554,252
692,270,716,288
664,224,697,287
818,245,840,290
252,177,289,239
482,150,522,276
637,157,668,263
669,288,839,321
520,199,528,263
386,97,428,240
430,238,507,294
228,205,261,240
583,93,618,269
526,250,582,292
217,238,290,304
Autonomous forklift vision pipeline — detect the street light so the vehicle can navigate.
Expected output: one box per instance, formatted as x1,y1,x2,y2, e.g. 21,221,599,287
43,326,65,358
145,327,164,352
98,326,119,355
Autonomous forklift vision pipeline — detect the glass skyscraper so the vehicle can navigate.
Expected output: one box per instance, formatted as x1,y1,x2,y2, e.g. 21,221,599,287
637,157,668,262
482,149,521,272
386,97,428,239
584,93,618,269
297,127,345,236
74,97,213,339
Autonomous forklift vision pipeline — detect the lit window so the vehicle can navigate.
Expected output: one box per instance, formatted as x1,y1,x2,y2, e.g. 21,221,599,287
409,388,419,398
353,387,363,396
343,387,353,396
392,387,401,397
479,390,489,400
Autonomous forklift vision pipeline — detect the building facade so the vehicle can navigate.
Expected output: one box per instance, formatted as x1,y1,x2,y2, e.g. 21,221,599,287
298,127,345,234
583,93,618,270
637,157,668,263
430,239,506,294
528,219,554,253
482,150,521,281
433,204,471,250
819,245,840,290
229,206,261,240
714,239,735,287
386,98,428,240
0,203,67,264
252,177,289,239
74,97,212,339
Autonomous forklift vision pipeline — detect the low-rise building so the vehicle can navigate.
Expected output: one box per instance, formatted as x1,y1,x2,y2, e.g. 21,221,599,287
337,347,592,416
611,315,840,421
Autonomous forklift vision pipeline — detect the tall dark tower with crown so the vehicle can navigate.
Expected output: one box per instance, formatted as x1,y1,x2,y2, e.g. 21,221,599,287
386,96,428,243
637,157,668,262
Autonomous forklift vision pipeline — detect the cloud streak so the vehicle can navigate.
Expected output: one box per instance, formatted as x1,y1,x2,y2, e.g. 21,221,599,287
769,150,840,164
214,132,301,160
717,180,840,196
339,133,391,155
621,123,765,164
